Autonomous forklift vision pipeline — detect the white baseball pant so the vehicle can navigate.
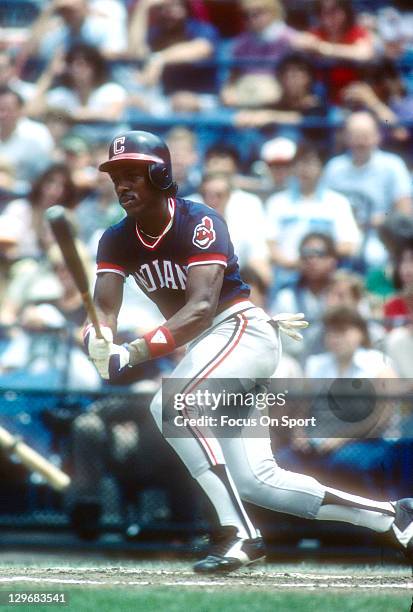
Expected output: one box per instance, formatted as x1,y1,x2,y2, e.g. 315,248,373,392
150,301,326,534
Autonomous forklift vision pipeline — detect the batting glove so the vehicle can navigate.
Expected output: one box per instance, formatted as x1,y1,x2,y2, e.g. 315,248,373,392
271,312,309,341
84,325,130,380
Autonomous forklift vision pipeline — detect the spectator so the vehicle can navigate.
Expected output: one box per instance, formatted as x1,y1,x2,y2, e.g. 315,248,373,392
259,136,296,196
203,142,264,196
201,143,272,242
0,87,54,190
266,142,360,275
28,43,127,122
326,270,374,318
235,52,326,126
323,111,413,266
269,232,338,359
376,6,413,62
198,172,271,284
295,0,375,104
21,0,127,63
165,127,202,197
322,269,386,351
220,0,296,108
343,59,413,126
75,163,124,251
383,246,413,325
59,135,97,195
0,163,78,261
41,108,75,157
306,305,396,378
128,0,219,96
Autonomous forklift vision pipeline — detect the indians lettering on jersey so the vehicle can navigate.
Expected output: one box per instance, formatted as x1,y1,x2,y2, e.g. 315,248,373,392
133,259,187,293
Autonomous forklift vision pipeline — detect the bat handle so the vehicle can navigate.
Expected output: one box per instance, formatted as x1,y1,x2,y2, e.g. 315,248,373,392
81,292,104,339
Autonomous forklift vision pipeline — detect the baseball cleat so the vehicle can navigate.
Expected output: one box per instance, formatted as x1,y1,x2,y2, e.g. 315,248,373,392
391,498,413,560
193,526,265,574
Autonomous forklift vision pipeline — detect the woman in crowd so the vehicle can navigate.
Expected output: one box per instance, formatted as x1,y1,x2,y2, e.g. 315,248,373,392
0,163,78,261
128,0,219,97
27,43,127,122
295,0,375,104
234,53,326,128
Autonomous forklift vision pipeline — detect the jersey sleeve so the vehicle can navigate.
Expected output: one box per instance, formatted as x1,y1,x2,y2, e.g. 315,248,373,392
184,211,229,270
96,227,127,278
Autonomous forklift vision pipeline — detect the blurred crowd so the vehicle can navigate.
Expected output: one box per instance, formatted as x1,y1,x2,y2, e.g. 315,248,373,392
0,0,412,391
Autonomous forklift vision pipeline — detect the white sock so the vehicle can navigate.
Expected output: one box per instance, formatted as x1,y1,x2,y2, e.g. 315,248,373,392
197,466,257,539
316,487,395,533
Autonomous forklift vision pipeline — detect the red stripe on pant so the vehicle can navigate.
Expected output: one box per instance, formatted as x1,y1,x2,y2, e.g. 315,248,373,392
182,314,248,465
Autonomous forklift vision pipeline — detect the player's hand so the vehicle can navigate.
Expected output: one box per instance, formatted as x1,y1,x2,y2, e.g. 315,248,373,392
271,312,309,342
107,343,131,381
84,325,126,379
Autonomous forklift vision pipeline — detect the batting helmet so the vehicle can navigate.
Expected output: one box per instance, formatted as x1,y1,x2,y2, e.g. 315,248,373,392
99,130,173,190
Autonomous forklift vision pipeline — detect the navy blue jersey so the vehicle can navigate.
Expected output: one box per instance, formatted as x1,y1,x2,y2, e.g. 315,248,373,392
96,197,250,319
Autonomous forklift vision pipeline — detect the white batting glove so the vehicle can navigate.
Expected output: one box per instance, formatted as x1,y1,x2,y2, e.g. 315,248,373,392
84,325,130,380
271,312,309,342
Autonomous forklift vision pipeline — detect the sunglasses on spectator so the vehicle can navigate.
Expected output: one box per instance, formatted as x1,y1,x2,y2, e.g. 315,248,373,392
300,247,330,259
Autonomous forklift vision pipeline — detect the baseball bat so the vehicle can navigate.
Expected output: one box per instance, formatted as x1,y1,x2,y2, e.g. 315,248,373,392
45,205,103,339
0,425,70,491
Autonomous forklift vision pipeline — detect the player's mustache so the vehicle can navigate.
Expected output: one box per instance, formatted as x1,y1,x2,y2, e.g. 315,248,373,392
119,192,136,203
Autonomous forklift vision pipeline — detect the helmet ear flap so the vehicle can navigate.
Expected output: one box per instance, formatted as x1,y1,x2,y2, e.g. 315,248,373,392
148,162,173,190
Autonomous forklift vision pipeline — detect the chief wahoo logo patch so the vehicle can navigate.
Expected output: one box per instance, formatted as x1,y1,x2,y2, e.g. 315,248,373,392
192,216,216,249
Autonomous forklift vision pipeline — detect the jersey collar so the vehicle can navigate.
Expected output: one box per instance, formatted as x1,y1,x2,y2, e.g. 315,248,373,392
135,198,175,249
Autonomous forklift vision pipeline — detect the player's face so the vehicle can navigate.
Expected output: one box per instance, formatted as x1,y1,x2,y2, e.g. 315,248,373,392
108,163,155,218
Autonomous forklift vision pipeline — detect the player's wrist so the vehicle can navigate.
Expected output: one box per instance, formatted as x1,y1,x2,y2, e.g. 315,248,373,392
142,325,176,359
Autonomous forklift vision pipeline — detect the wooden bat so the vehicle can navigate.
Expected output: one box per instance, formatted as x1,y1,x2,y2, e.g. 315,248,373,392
0,425,70,491
45,205,103,339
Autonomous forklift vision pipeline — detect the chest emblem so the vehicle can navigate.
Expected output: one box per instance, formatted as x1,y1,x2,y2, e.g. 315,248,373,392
192,216,216,249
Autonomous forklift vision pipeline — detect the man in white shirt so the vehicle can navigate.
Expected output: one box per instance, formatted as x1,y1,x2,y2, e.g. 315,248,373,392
195,172,271,286
0,87,53,189
323,111,413,265
266,141,360,282
23,0,127,61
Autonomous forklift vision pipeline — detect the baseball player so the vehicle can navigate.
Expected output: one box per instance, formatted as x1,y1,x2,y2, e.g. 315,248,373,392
85,130,413,573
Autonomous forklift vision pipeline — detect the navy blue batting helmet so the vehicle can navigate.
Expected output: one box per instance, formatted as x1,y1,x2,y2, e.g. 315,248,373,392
99,130,173,190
